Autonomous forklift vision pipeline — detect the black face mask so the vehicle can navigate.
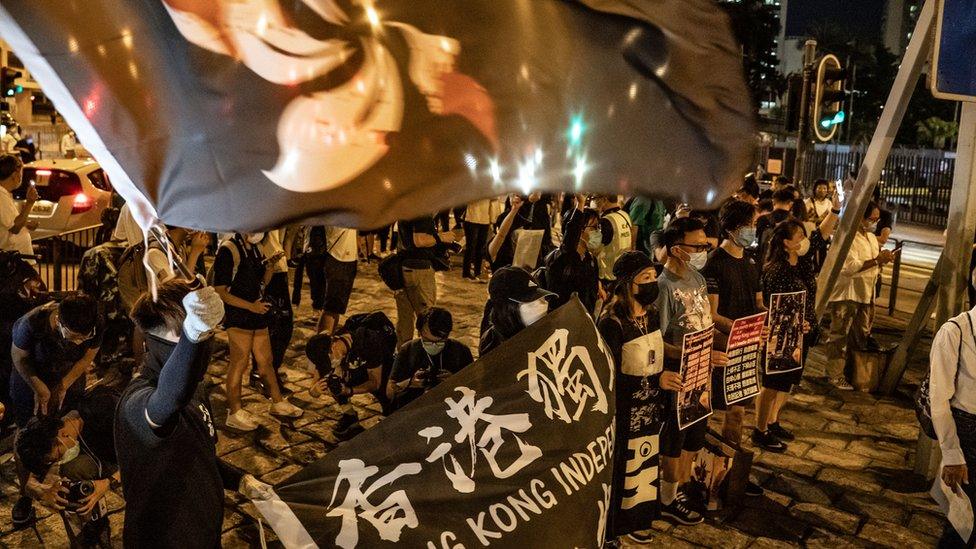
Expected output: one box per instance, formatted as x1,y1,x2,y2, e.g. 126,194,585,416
634,281,660,307
143,333,214,383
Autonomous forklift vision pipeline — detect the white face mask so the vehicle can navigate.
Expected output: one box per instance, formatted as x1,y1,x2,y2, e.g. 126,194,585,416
688,251,708,271
246,232,265,244
422,341,446,355
797,237,811,257
58,437,81,465
518,298,549,327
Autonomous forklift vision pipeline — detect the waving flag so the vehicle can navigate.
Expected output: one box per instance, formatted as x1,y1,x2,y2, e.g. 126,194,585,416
0,0,753,232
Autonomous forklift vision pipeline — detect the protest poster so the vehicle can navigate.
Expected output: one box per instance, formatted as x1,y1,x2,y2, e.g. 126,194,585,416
250,300,616,548
512,229,546,270
766,291,806,375
723,312,766,405
677,327,714,430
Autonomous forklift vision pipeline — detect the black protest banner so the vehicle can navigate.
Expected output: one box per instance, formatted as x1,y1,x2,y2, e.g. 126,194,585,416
766,291,805,375
253,300,615,548
677,328,713,430
723,312,766,405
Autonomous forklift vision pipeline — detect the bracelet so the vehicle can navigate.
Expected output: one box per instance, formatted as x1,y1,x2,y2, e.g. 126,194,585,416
831,208,841,214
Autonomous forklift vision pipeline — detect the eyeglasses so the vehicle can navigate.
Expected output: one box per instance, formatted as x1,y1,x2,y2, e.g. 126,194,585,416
58,321,94,343
676,242,713,253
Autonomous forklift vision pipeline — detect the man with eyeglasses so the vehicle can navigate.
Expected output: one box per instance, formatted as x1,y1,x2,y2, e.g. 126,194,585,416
9,293,101,527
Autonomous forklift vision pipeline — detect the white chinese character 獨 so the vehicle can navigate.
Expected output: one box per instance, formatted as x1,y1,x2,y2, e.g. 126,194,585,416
518,329,609,424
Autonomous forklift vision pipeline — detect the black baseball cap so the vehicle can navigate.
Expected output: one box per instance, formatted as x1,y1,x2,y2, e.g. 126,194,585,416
613,251,654,281
488,266,556,303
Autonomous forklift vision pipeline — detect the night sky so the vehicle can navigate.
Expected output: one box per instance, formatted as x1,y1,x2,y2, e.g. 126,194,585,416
785,0,888,40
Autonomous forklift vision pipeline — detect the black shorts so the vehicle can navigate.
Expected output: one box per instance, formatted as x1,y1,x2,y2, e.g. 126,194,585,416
319,256,357,314
223,304,269,331
660,393,708,458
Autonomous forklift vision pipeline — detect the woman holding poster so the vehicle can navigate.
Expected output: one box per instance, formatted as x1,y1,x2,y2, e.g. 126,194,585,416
598,251,669,542
756,220,815,452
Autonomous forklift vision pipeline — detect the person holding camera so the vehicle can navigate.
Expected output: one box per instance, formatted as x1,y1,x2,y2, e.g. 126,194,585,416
387,307,473,411
115,280,270,548
213,232,302,431
305,312,397,441
15,388,121,547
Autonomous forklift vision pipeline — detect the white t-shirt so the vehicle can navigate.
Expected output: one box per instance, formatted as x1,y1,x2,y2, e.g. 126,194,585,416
113,203,145,247
805,198,832,221
465,199,491,225
257,230,289,273
1,133,18,154
0,186,34,258
325,227,358,263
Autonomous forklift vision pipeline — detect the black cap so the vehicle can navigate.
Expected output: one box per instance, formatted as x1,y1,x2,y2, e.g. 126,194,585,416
612,251,654,281
305,333,333,370
488,266,556,303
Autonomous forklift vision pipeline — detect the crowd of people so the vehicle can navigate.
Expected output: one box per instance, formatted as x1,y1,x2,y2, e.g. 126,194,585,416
2,144,971,547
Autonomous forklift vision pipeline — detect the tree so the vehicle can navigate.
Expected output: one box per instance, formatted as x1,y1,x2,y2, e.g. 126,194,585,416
915,116,958,150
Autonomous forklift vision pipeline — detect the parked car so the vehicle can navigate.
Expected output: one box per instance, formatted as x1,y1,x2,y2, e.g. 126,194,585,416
11,158,115,240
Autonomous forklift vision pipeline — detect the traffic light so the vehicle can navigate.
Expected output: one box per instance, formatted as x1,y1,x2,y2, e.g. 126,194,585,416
813,54,847,142
1,67,23,97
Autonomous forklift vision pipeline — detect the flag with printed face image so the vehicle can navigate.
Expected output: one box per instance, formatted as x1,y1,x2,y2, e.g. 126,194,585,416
246,299,617,548
0,0,753,233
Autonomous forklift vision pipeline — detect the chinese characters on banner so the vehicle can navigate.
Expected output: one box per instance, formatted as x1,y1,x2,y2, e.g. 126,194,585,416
723,312,766,405
677,327,714,430
252,300,616,548
766,291,806,375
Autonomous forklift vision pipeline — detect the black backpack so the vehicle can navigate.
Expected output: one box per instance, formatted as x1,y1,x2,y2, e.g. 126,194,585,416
916,312,975,439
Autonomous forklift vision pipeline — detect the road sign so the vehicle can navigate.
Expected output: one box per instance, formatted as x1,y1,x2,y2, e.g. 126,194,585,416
932,0,976,101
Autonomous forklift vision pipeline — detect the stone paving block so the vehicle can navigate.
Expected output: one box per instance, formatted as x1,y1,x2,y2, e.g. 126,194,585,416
879,489,941,513
857,518,937,548
618,530,699,548
221,508,248,533
670,520,754,549
783,440,813,459
836,491,911,524
765,474,835,506
0,512,66,546
804,446,872,470
823,421,879,438
261,464,304,486
222,446,287,476
280,440,330,466
907,510,945,538
725,506,806,543
804,527,871,548
801,431,852,450
845,439,910,466
216,430,256,457
816,467,885,494
748,536,802,548
255,426,312,454
870,421,921,442
754,451,823,478
776,409,830,431
789,502,860,535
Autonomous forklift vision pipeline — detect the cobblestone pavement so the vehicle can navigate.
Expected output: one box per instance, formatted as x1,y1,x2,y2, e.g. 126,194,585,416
0,260,944,548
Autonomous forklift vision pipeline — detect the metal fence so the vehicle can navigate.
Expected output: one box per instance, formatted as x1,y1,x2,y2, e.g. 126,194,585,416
32,224,110,292
775,146,956,229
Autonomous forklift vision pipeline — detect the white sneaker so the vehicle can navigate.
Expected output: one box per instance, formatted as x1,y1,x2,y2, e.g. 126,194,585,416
270,401,303,418
226,409,260,431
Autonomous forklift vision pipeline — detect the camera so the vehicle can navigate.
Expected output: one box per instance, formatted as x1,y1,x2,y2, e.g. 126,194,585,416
325,373,349,404
62,479,95,514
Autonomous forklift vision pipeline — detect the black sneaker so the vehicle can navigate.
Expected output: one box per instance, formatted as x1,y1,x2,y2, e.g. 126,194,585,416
744,480,764,497
752,428,787,453
768,422,795,441
12,496,35,529
624,531,656,543
660,492,704,525
333,413,364,441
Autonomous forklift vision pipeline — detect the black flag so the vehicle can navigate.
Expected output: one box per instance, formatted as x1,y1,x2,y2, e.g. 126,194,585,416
0,0,753,232
251,300,616,548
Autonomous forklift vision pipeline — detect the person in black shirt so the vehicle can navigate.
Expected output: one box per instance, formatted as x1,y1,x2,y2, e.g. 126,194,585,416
115,280,263,549
543,208,602,314
756,188,795,262
396,216,455,346
480,267,555,356
487,193,553,271
701,200,766,497
387,308,473,411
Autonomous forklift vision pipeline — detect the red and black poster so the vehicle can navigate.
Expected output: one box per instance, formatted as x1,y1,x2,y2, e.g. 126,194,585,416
723,312,765,405
677,327,713,430
766,291,805,375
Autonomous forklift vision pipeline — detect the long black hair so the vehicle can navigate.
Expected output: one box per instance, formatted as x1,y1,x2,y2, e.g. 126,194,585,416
764,219,805,270
561,208,600,254
488,298,525,340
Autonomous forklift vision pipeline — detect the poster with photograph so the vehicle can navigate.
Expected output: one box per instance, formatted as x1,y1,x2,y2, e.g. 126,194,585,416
677,327,714,430
723,312,766,405
766,291,806,375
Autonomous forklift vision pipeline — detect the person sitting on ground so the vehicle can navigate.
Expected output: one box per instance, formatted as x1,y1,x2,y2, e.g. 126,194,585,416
479,266,556,356
387,307,473,411
306,311,398,440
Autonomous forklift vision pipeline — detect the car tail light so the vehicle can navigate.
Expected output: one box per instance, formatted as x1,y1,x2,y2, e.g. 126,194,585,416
71,193,94,214
34,169,52,176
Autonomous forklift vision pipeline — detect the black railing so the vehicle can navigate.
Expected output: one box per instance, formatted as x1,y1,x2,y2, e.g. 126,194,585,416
31,224,110,292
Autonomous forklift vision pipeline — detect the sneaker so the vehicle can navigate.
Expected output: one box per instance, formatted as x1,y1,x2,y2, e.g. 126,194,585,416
12,496,35,529
744,480,765,497
226,409,260,431
831,377,855,391
624,531,656,543
752,428,787,453
333,420,364,442
768,422,795,441
660,492,704,525
334,412,358,432
270,401,303,418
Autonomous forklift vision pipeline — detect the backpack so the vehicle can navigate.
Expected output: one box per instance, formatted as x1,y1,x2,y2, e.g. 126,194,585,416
205,237,245,287
341,311,398,414
532,248,561,291
916,312,974,439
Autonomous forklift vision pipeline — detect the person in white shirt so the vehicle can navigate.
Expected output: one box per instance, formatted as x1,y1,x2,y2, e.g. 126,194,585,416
824,202,896,390
930,289,976,546
462,198,491,281
0,154,37,260
305,226,358,334
804,179,834,224
60,131,78,158
1,127,19,155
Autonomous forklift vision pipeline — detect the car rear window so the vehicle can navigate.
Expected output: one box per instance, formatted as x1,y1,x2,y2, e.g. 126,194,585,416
13,169,83,202
88,169,112,192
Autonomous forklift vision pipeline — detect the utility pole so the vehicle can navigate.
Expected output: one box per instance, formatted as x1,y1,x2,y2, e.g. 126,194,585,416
792,39,817,188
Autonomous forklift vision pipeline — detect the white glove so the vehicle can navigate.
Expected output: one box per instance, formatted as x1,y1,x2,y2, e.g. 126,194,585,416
239,474,275,501
182,286,224,342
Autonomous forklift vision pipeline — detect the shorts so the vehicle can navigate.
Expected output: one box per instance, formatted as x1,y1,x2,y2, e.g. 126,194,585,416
320,256,357,314
660,392,708,458
223,304,269,331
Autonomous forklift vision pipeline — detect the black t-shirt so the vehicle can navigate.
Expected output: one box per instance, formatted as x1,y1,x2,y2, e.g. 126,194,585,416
490,199,553,270
11,303,102,386
701,248,762,324
545,248,599,313
762,260,818,326
757,209,792,262
115,338,223,549
390,339,473,409
212,239,264,301
398,216,438,263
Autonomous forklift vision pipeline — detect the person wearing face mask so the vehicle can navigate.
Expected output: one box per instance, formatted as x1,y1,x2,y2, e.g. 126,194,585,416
591,194,636,290
387,308,473,411
116,280,269,548
480,267,556,356
656,217,727,524
9,293,101,527
824,202,896,391
305,311,398,440
487,193,554,272
543,208,602,314
755,220,816,452
756,188,796,264
213,232,303,431
700,200,766,497
15,388,121,546
597,251,668,541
